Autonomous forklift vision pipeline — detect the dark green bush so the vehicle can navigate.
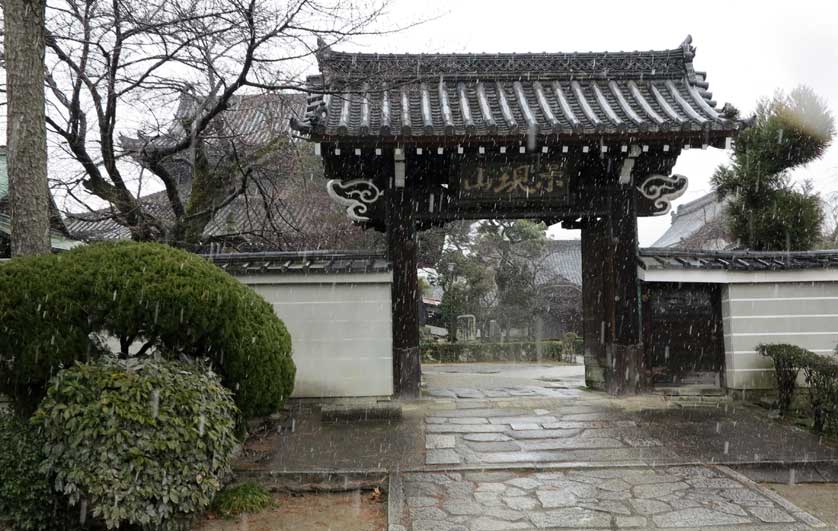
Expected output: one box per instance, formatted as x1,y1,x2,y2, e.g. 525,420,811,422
758,343,809,414
211,482,273,518
803,354,838,433
421,340,576,363
32,359,239,530
759,343,838,434
0,241,295,417
0,412,77,531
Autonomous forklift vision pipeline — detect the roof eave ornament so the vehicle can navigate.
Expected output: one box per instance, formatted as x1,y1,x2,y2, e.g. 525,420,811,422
315,36,333,62
315,36,335,85
680,34,696,61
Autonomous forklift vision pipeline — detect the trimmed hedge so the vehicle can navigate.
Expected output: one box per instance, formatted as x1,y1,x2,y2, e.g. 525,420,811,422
758,343,838,433
33,359,239,530
0,241,295,418
422,338,581,363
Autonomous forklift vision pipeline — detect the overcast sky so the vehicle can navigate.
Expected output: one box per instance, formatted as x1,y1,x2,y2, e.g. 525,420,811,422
3,1,836,246
347,0,838,246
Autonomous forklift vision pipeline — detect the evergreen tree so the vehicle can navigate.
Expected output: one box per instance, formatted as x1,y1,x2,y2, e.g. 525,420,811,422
712,86,834,250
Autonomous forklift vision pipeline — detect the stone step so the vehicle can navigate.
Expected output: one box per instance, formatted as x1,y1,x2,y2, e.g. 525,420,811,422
654,385,727,397
668,395,731,408
320,400,403,422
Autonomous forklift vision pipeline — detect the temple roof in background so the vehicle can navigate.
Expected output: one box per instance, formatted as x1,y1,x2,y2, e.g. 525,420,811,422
652,191,735,250
121,93,306,154
292,36,741,143
0,146,79,253
536,239,582,287
69,93,381,251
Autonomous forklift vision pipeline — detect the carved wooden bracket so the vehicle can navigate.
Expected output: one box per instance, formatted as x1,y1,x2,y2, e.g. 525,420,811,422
636,174,688,216
326,179,383,222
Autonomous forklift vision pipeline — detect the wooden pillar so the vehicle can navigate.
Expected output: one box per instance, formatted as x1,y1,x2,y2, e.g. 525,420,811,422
605,186,645,394
581,218,608,390
387,153,421,398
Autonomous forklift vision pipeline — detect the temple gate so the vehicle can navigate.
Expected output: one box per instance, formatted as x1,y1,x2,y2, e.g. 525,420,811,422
291,35,741,398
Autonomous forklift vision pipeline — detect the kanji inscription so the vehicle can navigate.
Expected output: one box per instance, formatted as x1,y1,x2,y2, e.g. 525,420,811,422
456,161,568,201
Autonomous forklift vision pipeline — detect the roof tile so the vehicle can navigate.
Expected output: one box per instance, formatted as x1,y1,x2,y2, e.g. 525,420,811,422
292,37,740,141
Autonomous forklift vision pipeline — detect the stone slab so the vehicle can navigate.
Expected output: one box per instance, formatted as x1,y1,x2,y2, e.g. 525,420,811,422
425,424,507,434
652,507,752,527
425,434,456,450
425,449,461,465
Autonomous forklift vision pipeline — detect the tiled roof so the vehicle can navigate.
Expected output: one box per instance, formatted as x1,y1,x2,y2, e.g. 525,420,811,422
121,93,306,153
65,176,383,251
68,93,382,251
652,191,734,249
208,250,390,275
639,249,838,271
0,213,81,252
0,146,75,243
536,239,582,287
292,36,741,142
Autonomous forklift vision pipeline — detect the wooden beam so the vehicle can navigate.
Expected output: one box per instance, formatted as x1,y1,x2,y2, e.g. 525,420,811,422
582,218,609,390
605,186,645,395
386,164,421,398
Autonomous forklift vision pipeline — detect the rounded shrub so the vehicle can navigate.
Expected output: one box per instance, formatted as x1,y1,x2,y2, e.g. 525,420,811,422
0,241,295,417
0,412,78,531
0,254,92,414
33,359,239,530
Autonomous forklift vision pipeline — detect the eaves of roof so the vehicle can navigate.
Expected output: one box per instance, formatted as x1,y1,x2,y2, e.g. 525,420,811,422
292,36,742,144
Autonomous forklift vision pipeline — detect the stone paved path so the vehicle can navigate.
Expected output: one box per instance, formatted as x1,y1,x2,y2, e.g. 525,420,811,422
393,466,824,530
425,386,585,400
423,404,676,467
401,363,838,529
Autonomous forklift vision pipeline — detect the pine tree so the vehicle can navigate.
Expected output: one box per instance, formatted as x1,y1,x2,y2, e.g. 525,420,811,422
712,86,834,250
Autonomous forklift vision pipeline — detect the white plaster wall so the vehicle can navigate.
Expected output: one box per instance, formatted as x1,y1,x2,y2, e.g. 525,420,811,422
722,281,838,389
235,272,393,398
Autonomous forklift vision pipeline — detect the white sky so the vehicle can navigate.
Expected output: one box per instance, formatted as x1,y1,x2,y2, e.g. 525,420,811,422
348,0,838,246
3,0,837,246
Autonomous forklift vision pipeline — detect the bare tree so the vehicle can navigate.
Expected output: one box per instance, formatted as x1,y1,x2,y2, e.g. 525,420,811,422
36,0,394,246
3,0,51,256
821,191,838,249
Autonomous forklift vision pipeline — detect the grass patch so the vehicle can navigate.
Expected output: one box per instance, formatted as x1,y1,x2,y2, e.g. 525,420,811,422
211,482,274,518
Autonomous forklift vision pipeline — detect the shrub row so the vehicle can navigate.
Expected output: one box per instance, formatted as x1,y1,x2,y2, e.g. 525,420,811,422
758,343,838,433
422,337,581,364
0,241,295,417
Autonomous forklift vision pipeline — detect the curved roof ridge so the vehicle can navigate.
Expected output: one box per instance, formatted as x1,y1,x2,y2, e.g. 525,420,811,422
314,36,696,81
672,191,724,218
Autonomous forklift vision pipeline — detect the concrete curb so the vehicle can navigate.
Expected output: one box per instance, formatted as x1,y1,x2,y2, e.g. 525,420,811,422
387,471,406,531
716,465,827,528
235,469,387,492
236,457,838,478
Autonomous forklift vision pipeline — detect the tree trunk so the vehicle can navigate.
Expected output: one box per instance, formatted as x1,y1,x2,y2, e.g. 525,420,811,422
4,0,50,256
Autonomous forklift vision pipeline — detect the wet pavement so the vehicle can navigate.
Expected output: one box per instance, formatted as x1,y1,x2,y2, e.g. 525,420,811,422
236,362,838,530
391,466,824,530
420,364,837,468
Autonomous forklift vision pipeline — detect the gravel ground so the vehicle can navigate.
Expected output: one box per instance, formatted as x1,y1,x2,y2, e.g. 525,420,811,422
193,491,386,531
